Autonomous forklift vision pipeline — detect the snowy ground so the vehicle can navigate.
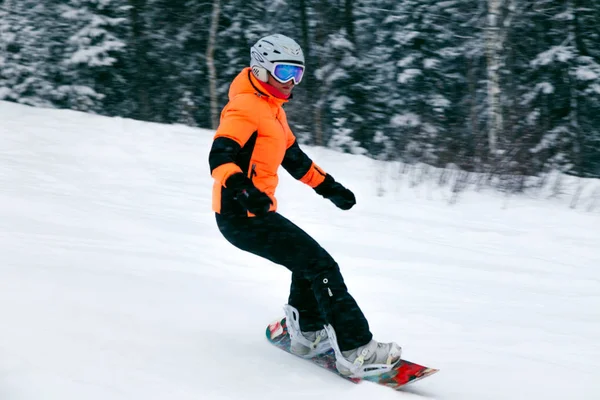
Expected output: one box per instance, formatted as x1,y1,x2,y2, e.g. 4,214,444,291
0,101,599,400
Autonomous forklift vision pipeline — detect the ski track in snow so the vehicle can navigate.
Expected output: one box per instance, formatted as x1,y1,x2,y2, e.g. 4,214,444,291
0,101,599,400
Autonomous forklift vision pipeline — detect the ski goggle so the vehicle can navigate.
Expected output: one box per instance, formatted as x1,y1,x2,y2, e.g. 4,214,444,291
271,63,305,85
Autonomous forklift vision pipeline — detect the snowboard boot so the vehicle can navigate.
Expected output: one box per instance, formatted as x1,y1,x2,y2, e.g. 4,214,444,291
284,304,332,358
324,324,402,378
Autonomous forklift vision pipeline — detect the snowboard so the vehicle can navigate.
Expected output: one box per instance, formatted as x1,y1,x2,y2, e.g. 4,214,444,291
266,317,439,391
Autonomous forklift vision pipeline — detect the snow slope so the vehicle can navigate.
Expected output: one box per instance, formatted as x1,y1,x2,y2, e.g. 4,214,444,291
0,101,599,400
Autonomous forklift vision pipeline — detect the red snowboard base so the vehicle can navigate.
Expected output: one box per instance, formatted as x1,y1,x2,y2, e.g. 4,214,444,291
266,317,438,391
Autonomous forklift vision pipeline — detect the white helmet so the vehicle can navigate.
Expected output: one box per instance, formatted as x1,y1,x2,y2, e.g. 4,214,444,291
250,34,305,85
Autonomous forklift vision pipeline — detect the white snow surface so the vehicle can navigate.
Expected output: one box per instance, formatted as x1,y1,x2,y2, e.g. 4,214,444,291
1,101,599,400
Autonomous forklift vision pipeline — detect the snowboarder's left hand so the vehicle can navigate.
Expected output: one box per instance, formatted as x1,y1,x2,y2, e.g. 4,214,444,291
314,174,356,210
225,172,273,216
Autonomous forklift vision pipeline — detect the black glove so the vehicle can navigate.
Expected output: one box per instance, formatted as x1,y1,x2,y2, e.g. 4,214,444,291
314,174,356,210
225,173,273,216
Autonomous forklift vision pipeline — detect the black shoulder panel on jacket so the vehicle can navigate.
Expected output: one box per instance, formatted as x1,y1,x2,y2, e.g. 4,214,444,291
281,140,313,180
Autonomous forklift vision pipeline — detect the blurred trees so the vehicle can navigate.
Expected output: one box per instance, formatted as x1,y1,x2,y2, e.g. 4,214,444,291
1,0,598,179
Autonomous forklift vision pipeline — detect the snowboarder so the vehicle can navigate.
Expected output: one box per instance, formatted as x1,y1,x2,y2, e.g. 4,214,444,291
208,33,401,377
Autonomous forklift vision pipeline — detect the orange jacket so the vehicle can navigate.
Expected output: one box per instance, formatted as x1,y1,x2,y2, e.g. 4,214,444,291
209,67,327,216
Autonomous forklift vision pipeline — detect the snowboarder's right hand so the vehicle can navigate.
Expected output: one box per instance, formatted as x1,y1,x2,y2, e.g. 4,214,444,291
225,173,273,216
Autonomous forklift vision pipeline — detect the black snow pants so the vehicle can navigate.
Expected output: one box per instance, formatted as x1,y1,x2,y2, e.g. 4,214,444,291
215,211,372,351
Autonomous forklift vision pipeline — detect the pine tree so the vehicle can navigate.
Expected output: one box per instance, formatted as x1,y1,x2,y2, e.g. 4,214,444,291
59,0,130,113
570,0,600,177
309,0,373,153
0,1,60,107
317,28,367,154
369,0,475,167
508,0,600,178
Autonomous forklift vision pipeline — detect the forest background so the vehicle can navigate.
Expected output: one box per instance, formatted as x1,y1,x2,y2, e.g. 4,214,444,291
1,0,599,189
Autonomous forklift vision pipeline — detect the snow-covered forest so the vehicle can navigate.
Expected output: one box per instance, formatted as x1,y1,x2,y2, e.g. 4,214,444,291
1,0,599,181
